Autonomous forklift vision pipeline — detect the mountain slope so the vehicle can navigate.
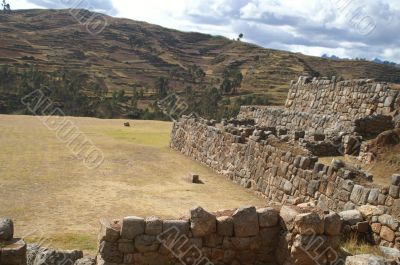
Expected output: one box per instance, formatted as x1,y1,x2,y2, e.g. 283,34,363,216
1,9,400,116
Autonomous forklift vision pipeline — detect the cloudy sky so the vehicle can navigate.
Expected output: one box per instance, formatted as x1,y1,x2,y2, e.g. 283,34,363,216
9,0,400,63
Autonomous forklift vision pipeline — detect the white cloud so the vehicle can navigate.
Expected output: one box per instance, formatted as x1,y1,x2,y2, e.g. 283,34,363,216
9,0,400,63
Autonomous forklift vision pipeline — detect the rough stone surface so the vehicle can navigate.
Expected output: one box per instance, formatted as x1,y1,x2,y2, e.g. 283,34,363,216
257,207,279,228
144,217,163,236
345,254,386,265
294,212,324,235
232,206,259,237
217,216,233,236
121,216,145,240
190,206,216,237
0,218,14,241
324,212,342,236
339,210,363,225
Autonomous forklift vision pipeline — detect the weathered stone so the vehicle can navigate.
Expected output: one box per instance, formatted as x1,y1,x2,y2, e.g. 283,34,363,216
280,205,299,231
339,210,363,225
358,205,383,218
257,207,279,228
379,246,400,260
232,206,259,237
74,257,96,265
324,212,341,236
368,189,380,205
30,246,84,265
99,220,120,242
294,212,324,235
134,235,159,253
378,214,399,230
392,174,400,186
162,220,190,235
389,185,399,198
190,206,216,237
145,217,163,236
217,216,233,236
0,238,26,265
0,218,14,241
380,226,396,242
350,185,364,204
371,223,382,234
345,254,386,265
121,216,145,239
118,239,135,253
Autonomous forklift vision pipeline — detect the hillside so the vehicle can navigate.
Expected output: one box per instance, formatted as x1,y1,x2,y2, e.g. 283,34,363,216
1,9,400,118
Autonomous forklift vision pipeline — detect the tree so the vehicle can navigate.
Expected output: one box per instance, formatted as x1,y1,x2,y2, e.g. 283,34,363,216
237,33,243,41
220,67,243,94
155,77,169,98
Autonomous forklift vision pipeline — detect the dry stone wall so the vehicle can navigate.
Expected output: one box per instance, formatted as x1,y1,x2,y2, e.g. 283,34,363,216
239,77,400,139
97,206,342,265
170,117,400,248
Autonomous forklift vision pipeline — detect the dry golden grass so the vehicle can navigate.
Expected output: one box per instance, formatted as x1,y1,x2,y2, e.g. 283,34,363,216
341,234,383,257
0,115,265,254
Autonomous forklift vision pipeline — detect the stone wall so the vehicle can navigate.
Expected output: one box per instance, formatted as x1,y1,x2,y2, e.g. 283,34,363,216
170,117,400,248
97,206,342,265
238,78,400,139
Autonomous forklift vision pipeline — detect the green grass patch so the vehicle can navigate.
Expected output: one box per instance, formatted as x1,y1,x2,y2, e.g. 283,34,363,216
26,233,97,253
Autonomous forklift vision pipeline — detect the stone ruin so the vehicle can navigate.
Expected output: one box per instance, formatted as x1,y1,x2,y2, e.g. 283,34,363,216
2,77,400,265
97,206,342,265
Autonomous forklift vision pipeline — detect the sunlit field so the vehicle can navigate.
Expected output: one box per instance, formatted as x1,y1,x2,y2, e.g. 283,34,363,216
0,115,265,253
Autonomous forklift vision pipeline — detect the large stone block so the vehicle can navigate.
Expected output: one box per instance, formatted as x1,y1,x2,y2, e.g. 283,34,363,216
257,207,279,228
134,235,160,253
217,216,233,236
380,226,395,242
162,220,190,235
294,212,324,235
190,206,216,237
324,212,341,236
232,206,259,237
145,217,162,236
121,216,145,240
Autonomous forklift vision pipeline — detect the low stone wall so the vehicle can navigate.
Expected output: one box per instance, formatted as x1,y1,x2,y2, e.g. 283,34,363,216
170,117,400,248
97,206,342,265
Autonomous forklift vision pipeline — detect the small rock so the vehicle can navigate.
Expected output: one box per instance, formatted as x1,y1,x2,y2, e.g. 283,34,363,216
339,210,363,225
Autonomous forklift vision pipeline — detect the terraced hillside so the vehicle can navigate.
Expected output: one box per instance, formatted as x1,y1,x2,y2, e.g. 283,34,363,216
1,9,400,116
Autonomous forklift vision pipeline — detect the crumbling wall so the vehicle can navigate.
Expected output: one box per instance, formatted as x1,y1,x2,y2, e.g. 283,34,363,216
97,206,342,265
170,117,400,248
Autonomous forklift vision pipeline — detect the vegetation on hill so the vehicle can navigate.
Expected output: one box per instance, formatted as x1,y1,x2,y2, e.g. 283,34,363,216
1,9,400,120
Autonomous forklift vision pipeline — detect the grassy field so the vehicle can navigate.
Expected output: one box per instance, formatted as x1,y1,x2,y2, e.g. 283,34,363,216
0,115,265,254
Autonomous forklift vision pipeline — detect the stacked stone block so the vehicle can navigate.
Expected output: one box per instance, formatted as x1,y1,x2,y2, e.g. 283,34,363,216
170,116,400,248
97,206,342,265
